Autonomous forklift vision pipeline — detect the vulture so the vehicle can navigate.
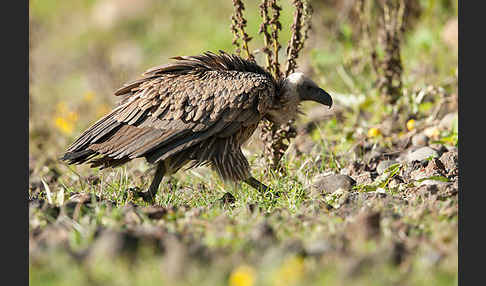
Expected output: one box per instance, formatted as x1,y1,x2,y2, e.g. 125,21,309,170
62,51,332,202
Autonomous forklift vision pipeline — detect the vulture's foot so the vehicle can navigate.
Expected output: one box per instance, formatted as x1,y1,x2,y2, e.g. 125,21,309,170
139,190,156,203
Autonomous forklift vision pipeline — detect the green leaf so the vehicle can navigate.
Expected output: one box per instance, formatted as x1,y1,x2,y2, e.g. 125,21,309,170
416,175,450,183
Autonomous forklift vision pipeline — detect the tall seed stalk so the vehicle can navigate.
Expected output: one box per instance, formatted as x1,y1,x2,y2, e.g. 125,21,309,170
231,0,255,61
230,0,313,171
356,0,406,105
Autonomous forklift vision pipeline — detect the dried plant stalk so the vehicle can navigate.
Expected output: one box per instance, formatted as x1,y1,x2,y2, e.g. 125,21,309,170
285,0,312,77
260,0,312,172
357,0,406,104
259,0,283,79
231,0,254,61
230,0,313,171
261,120,297,173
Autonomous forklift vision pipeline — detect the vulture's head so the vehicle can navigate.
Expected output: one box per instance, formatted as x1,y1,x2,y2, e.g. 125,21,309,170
267,72,333,124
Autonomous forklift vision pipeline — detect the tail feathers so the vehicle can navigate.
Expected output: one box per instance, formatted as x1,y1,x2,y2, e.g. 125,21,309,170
60,149,131,169
60,149,97,165
65,113,121,154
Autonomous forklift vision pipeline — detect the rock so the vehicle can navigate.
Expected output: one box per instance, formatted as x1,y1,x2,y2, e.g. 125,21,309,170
310,174,356,194
376,160,399,175
446,146,458,153
439,151,458,175
417,180,458,199
141,206,168,220
305,240,331,257
323,189,350,209
411,133,429,147
423,126,440,140
353,171,374,185
219,192,236,207
340,161,365,177
406,147,439,162
284,239,305,255
410,158,446,181
425,158,446,176
439,112,458,131
364,146,387,164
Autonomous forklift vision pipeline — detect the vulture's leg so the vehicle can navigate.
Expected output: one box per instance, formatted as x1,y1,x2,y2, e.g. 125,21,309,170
244,177,272,193
244,177,281,198
145,162,166,202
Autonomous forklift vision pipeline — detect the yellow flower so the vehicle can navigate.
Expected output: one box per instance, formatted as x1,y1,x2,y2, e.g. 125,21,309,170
55,116,74,135
406,119,415,131
53,101,79,135
83,91,96,102
272,256,305,286
367,127,381,138
56,102,68,114
229,265,256,286
66,111,79,122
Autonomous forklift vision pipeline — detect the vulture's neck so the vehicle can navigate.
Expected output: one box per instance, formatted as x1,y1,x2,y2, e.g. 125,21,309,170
266,80,301,125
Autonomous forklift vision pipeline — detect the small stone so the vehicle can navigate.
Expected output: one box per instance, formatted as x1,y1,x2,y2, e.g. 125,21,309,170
439,151,458,174
364,146,387,164
439,112,458,131
406,147,439,162
376,160,399,175
141,206,168,220
354,171,373,185
310,174,356,194
425,158,446,175
219,192,236,207
423,126,440,139
446,146,458,153
324,188,350,209
411,133,429,147
410,168,428,181
340,161,365,177
410,158,446,181
305,240,331,257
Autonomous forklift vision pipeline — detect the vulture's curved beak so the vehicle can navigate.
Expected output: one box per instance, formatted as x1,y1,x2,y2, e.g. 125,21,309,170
301,88,333,109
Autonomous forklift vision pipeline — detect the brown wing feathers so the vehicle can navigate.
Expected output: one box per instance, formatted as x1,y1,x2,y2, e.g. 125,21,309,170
62,51,275,170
